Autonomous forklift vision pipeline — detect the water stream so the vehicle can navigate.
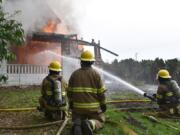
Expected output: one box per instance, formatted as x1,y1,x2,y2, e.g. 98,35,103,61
35,50,145,95
62,55,145,95
93,66,145,95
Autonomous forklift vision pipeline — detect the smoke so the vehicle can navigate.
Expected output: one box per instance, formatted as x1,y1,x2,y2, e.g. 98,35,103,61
3,0,80,33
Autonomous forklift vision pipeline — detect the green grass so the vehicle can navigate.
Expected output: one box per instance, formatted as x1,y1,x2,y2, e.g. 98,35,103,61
0,87,180,135
97,106,180,135
0,86,41,108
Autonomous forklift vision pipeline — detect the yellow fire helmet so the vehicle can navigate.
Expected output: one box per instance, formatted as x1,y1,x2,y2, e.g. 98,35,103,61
48,61,62,72
157,69,171,79
80,50,95,62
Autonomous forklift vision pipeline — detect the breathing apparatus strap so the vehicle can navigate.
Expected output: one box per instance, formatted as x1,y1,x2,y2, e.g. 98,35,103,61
46,76,55,99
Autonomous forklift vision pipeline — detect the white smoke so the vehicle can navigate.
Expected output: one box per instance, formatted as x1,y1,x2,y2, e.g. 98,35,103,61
2,0,80,33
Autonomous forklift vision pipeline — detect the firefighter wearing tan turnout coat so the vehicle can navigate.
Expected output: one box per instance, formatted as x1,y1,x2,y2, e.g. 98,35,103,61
39,61,68,120
156,69,180,115
68,50,106,135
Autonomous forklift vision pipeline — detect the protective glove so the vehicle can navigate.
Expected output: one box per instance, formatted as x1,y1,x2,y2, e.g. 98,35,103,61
100,104,107,113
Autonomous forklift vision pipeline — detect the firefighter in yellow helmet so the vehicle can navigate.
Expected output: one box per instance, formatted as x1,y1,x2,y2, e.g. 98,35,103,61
67,50,106,135
38,61,68,120
156,69,180,115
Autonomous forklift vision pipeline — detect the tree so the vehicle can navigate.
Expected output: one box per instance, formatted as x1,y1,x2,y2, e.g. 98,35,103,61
0,3,24,60
166,59,180,83
0,1,25,82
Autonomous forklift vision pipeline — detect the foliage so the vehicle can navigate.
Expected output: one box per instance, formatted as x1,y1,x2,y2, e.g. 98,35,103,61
103,58,180,85
0,1,24,61
0,1,24,83
0,74,8,83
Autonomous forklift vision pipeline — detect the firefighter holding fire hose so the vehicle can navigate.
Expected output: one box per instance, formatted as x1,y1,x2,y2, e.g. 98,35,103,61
67,50,107,135
38,60,68,120
155,69,180,115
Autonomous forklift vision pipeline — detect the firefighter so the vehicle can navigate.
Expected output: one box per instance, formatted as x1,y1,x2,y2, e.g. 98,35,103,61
67,50,106,135
156,69,180,115
39,60,68,120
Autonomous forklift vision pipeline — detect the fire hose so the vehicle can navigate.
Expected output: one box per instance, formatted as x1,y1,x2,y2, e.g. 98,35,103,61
56,118,69,135
0,120,70,135
0,107,36,112
0,120,64,130
107,99,151,104
0,99,151,112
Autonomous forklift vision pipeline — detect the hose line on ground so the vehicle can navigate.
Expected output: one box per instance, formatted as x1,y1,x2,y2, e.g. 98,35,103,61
107,99,151,104
0,120,64,130
0,107,36,112
0,99,151,112
56,118,69,135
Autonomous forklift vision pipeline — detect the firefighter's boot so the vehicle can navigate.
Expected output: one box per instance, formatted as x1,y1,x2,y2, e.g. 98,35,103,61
72,119,82,135
82,119,93,135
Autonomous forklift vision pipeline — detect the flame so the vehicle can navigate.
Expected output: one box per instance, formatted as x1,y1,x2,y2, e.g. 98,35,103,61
42,20,69,34
42,20,57,33
11,19,83,65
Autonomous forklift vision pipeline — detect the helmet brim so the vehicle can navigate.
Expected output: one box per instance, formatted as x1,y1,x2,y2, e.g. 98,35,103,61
80,58,95,62
48,67,62,72
160,75,171,79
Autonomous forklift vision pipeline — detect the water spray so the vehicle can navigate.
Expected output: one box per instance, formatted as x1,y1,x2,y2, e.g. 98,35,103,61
93,66,158,101
93,66,145,95
60,53,146,96
36,51,155,101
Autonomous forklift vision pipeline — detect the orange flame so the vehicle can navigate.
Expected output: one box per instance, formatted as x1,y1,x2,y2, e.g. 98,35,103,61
42,20,57,33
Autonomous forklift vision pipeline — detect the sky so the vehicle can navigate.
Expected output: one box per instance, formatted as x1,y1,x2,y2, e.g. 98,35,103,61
75,0,180,62
3,0,180,62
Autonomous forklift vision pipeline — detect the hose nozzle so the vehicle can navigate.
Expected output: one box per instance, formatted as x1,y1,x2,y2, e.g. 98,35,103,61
144,93,156,101
143,93,147,97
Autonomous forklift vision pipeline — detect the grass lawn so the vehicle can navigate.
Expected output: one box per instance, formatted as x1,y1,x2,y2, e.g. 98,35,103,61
0,86,41,108
99,107,180,135
0,87,180,135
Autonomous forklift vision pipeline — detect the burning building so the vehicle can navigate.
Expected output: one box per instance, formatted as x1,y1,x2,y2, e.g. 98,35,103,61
11,18,83,66
1,0,117,86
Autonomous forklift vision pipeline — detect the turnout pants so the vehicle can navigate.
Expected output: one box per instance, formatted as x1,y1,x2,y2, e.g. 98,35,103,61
159,103,180,115
72,111,105,131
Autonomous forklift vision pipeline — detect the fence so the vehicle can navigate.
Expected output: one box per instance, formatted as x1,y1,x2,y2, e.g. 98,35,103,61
0,63,48,86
